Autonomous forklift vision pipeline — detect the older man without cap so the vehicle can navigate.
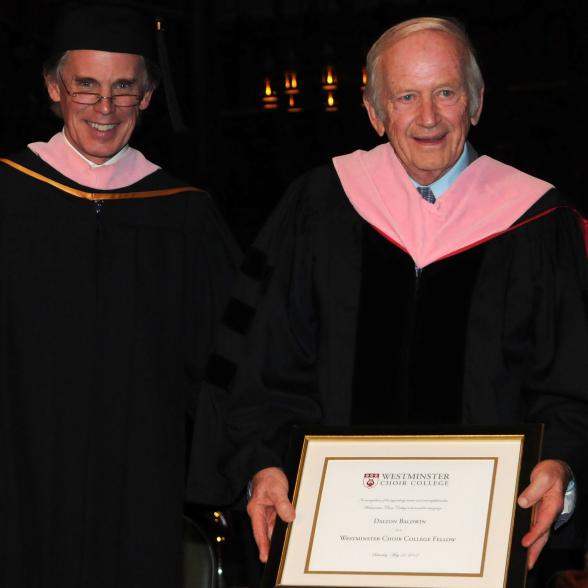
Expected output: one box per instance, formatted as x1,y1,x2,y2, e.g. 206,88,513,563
0,4,238,587
198,16,588,584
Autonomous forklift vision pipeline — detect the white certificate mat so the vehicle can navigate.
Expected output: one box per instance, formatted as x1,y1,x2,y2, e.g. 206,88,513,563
276,436,525,588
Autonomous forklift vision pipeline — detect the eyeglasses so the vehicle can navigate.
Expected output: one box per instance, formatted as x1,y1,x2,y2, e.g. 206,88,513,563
58,73,143,107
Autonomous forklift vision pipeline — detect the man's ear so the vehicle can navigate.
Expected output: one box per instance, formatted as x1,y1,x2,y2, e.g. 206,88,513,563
138,88,154,111
363,96,386,137
45,76,61,103
470,85,484,126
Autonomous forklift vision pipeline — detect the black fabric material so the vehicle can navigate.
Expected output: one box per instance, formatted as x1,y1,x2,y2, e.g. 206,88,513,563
241,246,271,284
206,353,237,390
52,3,155,58
0,149,239,588
222,297,256,335
352,226,486,426
198,163,588,562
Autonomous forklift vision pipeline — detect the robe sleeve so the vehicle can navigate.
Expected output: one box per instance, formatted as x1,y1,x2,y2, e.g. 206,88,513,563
524,209,588,546
183,193,241,396
526,211,588,473
516,210,587,471
465,206,588,546
181,192,244,501
186,174,324,505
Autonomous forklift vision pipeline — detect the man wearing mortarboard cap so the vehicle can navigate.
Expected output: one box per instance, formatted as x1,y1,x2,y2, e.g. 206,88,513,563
0,4,239,587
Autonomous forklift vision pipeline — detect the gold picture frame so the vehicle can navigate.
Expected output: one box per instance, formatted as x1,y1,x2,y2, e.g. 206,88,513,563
263,425,542,588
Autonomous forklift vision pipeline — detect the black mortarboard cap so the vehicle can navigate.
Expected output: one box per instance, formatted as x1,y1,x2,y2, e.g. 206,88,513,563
51,3,155,59
51,2,187,134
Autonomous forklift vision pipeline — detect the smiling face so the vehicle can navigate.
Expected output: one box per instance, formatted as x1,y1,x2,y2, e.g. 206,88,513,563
365,30,483,185
46,50,153,164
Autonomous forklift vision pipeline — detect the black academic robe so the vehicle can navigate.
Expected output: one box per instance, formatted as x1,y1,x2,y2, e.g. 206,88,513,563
0,149,238,588
193,162,588,555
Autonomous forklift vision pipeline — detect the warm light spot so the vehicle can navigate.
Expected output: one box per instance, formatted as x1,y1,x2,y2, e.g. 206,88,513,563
284,71,300,95
322,65,337,90
262,77,278,108
287,94,302,113
325,90,338,112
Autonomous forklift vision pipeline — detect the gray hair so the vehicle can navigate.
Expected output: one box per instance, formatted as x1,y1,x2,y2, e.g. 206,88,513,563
43,50,160,92
364,17,484,120
43,50,160,117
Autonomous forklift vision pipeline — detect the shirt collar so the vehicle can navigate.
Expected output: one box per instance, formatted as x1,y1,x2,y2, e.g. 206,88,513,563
409,143,473,199
61,129,130,169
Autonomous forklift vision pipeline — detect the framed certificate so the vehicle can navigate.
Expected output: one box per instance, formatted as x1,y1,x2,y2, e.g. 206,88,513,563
263,425,542,588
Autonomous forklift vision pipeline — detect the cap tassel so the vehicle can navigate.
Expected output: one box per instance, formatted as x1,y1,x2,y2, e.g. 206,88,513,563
156,18,188,134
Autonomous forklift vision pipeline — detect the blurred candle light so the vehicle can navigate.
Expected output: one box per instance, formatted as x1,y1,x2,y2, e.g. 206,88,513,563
287,94,302,113
322,65,338,91
262,77,278,109
360,64,367,106
325,90,338,112
284,71,299,95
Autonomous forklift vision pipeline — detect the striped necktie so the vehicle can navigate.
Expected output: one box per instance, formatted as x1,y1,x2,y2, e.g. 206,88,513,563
417,186,436,204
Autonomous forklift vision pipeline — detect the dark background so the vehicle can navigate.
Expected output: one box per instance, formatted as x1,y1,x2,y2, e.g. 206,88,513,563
2,1,586,585
1,0,586,246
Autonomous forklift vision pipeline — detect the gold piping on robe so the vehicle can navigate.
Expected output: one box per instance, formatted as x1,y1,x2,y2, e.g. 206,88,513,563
0,158,201,201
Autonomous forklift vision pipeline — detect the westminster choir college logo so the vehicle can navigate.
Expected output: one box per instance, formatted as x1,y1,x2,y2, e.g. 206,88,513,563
363,473,380,488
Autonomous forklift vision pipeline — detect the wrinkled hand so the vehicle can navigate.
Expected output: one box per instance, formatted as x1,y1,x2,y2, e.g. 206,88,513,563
517,459,570,570
247,467,296,562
